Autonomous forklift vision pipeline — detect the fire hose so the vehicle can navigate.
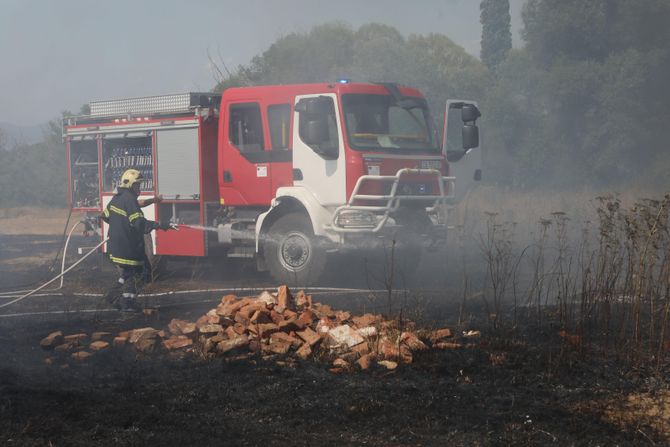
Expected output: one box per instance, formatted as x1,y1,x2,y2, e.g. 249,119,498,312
0,236,109,309
0,220,385,313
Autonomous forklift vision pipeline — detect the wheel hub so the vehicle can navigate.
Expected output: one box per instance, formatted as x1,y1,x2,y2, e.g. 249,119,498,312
280,233,310,270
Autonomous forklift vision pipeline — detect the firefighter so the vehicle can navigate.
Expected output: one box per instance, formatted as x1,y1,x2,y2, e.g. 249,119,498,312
101,169,176,311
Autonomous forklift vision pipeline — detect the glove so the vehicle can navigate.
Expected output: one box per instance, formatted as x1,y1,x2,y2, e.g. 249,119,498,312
159,222,178,231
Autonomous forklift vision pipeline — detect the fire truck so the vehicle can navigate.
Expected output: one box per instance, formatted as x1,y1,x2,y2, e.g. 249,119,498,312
63,82,481,285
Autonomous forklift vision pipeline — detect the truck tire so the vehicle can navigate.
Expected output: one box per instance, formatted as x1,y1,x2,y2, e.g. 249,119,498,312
263,213,326,286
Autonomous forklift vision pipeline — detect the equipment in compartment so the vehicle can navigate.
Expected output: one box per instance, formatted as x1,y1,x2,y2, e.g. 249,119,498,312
69,140,100,209
102,137,154,192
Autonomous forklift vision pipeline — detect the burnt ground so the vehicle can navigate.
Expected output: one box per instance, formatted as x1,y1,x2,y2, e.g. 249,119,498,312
0,233,668,446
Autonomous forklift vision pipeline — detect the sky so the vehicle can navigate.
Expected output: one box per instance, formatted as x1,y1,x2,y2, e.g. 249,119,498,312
0,0,524,126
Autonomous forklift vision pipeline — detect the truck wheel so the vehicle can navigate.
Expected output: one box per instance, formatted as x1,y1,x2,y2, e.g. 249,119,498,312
263,213,326,286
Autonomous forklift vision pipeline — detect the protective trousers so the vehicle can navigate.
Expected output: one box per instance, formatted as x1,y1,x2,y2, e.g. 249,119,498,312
104,264,144,310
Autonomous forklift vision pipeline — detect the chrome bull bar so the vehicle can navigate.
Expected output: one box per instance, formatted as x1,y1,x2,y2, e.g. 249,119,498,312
331,168,455,233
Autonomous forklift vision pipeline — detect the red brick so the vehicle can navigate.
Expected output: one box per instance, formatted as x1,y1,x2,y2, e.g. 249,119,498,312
431,328,453,341
377,360,398,370
91,332,112,341
198,324,223,335
333,358,350,369
277,285,294,310
257,323,280,338
221,294,238,304
335,311,351,322
168,319,194,336
296,327,321,347
256,290,277,306
217,335,250,354
118,330,130,339
357,353,375,370
270,310,284,324
202,335,225,353
264,340,291,355
295,290,309,308
239,303,265,320
378,338,411,362
316,318,335,334
54,342,76,352
234,312,250,326
283,309,298,319
314,304,335,318
270,332,302,348
135,337,158,353
248,340,261,352
298,310,315,326
352,342,371,355
250,309,272,324
181,323,197,336
325,325,364,349
195,315,209,326
163,336,193,350
113,337,127,347
296,343,312,360
40,331,63,349
206,314,221,325
278,318,304,333
71,351,93,361
64,333,88,343
128,328,159,344
89,341,109,351
401,332,428,352
225,326,239,339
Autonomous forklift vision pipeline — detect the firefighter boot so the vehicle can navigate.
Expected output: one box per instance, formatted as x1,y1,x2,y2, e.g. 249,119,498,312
104,277,125,309
119,294,142,313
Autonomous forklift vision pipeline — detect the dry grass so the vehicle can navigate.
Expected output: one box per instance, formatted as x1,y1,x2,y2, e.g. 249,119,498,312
0,207,86,235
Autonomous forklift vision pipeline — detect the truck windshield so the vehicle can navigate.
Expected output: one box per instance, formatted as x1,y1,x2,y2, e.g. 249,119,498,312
342,94,439,152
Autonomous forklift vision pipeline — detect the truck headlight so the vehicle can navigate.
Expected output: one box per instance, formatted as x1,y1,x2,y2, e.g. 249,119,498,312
335,210,377,228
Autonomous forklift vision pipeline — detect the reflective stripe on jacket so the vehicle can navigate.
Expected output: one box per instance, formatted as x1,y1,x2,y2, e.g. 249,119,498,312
100,188,159,266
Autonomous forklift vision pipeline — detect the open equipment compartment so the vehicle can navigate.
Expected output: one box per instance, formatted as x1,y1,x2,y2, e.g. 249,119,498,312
68,137,100,210
102,132,154,193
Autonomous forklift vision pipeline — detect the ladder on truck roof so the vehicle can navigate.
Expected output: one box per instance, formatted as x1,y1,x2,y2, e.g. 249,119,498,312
64,92,221,127
89,92,220,117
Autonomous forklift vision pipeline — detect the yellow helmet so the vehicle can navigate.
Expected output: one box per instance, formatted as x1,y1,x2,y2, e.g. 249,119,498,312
120,169,143,188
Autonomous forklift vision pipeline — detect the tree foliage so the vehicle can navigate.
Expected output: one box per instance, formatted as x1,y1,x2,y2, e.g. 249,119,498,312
480,0,512,72
6,6,670,207
0,120,66,207
484,0,670,189
214,23,488,126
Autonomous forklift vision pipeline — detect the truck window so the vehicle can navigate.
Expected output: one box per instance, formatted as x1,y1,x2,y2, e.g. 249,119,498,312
298,96,338,155
267,104,291,150
229,103,264,152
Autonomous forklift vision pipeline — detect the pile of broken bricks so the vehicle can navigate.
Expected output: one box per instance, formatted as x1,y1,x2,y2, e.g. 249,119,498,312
40,285,481,372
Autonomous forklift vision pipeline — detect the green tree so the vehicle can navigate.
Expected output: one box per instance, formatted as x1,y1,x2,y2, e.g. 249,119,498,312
480,0,512,72
481,0,670,189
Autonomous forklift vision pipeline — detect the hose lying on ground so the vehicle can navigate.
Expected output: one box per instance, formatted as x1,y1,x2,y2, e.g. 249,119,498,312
0,237,108,309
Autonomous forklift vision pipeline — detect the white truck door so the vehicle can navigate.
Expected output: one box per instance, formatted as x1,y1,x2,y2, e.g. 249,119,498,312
292,93,347,206
443,100,482,203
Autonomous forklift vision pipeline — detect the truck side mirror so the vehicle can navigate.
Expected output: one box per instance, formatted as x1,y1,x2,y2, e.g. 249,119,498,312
296,96,332,115
462,124,479,150
303,119,328,145
462,104,481,123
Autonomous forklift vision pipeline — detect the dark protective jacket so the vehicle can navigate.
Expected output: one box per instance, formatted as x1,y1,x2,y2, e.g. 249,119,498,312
101,188,159,266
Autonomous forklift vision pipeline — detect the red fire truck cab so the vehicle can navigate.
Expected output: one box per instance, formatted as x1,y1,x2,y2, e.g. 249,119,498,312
63,82,481,284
